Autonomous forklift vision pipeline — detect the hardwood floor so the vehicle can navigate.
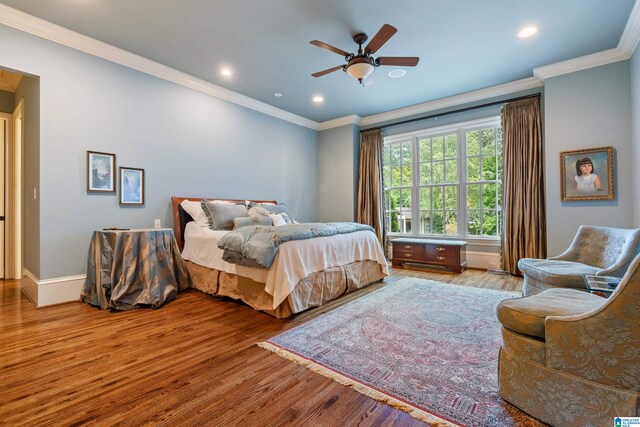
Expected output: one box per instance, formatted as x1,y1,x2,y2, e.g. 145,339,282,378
0,269,522,426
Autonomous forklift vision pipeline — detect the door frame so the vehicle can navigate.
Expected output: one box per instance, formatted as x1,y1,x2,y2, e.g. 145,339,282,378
0,112,8,278
3,99,23,279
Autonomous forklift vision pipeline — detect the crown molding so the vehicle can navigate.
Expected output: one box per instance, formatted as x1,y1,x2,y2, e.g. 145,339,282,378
355,77,542,129
620,0,640,57
533,48,628,81
534,0,640,81
317,114,362,131
0,4,319,130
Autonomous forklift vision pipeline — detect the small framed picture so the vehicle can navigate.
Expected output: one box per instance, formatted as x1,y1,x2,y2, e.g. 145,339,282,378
119,167,145,206
560,146,614,201
87,151,116,193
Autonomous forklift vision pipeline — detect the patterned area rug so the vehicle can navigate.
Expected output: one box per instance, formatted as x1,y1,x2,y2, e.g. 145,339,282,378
259,278,545,427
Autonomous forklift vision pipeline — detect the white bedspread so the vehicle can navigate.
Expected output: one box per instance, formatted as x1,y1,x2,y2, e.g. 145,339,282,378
181,222,389,309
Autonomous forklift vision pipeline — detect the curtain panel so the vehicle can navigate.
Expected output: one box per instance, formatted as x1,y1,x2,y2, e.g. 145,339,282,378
357,129,385,245
500,97,546,274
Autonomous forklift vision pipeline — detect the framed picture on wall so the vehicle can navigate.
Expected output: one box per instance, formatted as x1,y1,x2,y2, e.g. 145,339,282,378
87,151,116,193
560,146,614,201
119,167,145,206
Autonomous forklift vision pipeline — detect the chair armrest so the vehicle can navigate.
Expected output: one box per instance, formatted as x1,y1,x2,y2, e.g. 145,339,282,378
596,245,640,277
548,247,579,261
545,301,638,390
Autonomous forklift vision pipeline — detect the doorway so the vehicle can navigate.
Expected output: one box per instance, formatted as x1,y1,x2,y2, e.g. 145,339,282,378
1,100,22,280
0,115,5,278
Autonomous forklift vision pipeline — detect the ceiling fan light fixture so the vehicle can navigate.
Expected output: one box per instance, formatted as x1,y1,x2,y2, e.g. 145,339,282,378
346,61,375,84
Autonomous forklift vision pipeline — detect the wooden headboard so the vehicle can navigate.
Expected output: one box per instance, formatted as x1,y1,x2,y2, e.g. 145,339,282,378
170,197,278,250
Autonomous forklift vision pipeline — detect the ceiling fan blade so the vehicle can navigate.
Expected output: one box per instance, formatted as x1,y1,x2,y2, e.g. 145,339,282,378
364,24,397,54
310,40,350,57
311,65,344,77
376,56,420,67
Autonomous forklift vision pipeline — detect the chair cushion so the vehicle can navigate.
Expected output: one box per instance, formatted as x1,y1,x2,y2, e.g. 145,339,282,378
497,288,604,338
517,258,599,288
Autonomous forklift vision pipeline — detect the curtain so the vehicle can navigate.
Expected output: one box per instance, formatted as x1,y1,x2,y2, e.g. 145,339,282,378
357,129,384,245
500,97,546,274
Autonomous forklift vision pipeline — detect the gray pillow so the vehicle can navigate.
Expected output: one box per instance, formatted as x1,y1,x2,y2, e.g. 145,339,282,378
201,201,248,230
279,212,294,224
247,205,272,219
263,204,295,222
232,216,271,229
246,202,295,223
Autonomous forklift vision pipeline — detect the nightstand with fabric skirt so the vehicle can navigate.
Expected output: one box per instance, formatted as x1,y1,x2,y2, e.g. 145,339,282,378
81,228,190,310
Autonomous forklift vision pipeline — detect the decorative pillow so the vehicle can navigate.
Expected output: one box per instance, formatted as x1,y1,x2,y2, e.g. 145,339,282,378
201,201,248,230
247,205,271,219
180,200,210,227
233,216,271,228
263,204,295,221
279,212,294,224
246,200,276,207
270,214,287,226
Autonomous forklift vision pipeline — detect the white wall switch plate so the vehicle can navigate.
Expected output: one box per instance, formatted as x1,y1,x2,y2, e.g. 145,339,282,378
154,219,161,229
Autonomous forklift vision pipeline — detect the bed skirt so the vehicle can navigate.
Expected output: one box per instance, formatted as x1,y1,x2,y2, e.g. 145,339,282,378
185,259,386,318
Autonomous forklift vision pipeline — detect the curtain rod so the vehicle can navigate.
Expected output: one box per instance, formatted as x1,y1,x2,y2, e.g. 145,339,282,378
360,92,541,133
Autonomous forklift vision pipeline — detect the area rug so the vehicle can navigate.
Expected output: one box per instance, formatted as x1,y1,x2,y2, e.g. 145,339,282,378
259,278,545,427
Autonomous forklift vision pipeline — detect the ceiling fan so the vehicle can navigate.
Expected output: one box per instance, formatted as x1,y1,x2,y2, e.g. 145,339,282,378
310,24,419,85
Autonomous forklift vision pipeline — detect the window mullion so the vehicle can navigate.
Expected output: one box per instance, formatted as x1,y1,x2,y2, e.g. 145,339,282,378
458,128,466,238
412,136,419,236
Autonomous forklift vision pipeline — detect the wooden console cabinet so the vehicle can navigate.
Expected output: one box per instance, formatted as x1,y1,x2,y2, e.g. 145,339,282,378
391,238,468,273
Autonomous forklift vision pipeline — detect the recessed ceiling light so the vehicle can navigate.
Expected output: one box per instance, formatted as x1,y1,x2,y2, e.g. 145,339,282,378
274,92,283,97
518,26,538,38
221,68,232,77
313,96,324,103
388,69,406,78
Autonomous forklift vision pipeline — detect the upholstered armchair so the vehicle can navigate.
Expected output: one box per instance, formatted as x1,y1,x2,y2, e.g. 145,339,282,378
496,254,640,426
518,225,640,296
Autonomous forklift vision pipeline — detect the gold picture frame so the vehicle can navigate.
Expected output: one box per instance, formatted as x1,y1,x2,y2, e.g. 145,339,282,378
560,146,614,201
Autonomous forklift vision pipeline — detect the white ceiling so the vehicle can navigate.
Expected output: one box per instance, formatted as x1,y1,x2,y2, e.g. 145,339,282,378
0,0,637,125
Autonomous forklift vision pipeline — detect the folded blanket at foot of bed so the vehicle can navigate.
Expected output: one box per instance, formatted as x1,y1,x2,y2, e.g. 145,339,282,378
217,222,375,268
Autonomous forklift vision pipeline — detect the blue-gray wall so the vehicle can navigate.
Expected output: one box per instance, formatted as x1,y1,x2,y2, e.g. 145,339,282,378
632,47,640,227
14,75,40,277
0,89,14,113
0,24,318,280
318,124,359,222
544,61,633,256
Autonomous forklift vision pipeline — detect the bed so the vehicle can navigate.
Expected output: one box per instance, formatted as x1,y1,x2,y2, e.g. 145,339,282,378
171,197,389,318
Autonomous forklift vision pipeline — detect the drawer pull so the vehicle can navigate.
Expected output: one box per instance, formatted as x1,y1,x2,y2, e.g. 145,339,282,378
405,254,413,257
437,247,446,252
403,245,413,249
436,256,446,260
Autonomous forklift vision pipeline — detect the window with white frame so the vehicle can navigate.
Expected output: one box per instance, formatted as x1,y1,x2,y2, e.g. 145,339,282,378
382,117,503,240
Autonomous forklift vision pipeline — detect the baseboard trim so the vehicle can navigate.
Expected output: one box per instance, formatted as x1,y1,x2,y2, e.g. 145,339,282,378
21,268,86,307
17,253,498,307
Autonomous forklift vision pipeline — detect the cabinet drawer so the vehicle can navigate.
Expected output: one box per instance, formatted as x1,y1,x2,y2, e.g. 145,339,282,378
394,242,423,252
393,250,422,261
425,253,459,265
424,244,458,257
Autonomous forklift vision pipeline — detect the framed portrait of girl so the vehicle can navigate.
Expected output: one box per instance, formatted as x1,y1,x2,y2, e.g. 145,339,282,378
560,146,614,201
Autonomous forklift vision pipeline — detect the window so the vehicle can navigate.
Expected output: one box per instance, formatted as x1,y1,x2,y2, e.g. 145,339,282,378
382,117,502,241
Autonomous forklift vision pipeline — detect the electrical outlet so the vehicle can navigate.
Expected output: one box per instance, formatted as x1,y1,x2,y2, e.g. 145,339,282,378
154,219,161,229
33,188,37,200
